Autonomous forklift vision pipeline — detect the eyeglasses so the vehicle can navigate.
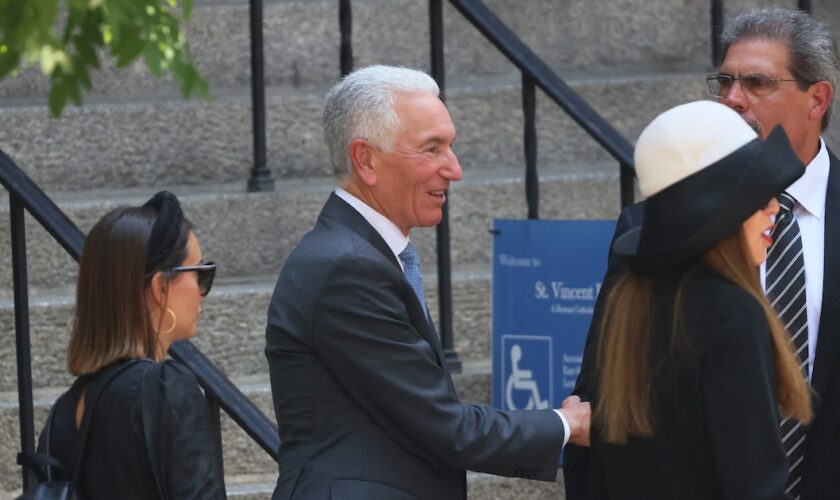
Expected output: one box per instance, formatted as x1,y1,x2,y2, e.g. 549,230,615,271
170,261,216,296
706,74,802,98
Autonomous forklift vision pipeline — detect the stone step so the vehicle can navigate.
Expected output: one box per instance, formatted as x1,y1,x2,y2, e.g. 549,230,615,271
0,361,492,495
0,248,505,392
467,471,566,499
223,472,568,500
0,0,764,102
7,472,565,499
0,70,708,193
0,167,622,295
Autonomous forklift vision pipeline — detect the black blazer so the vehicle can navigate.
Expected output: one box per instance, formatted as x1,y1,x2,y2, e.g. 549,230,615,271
800,150,840,499
590,261,788,500
566,149,840,500
588,262,790,499
265,194,566,500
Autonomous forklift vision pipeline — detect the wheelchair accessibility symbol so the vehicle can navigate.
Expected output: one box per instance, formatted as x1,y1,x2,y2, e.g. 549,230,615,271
501,336,553,411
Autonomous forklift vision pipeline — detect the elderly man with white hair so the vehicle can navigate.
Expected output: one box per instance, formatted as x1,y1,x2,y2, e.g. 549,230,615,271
265,65,590,500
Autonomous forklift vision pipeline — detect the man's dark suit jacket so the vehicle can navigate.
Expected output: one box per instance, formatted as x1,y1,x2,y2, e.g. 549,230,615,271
564,151,840,500
266,194,566,500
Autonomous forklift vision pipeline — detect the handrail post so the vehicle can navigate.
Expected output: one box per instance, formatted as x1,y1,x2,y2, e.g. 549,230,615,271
711,0,724,67
339,0,353,76
620,162,635,209
430,0,445,100
430,0,461,373
11,195,36,489
522,73,539,219
247,0,275,192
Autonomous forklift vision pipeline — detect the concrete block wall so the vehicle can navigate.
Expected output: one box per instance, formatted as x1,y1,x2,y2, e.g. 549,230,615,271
1,0,835,496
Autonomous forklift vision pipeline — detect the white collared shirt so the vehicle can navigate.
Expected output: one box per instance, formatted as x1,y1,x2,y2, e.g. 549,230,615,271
760,138,828,381
335,188,409,270
333,187,571,445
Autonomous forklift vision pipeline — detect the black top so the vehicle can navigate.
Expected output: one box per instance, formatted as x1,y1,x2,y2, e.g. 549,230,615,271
47,359,226,499
588,263,790,499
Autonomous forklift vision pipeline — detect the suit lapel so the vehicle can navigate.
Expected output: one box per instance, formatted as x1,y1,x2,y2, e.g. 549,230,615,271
320,193,401,268
811,150,840,396
319,193,447,368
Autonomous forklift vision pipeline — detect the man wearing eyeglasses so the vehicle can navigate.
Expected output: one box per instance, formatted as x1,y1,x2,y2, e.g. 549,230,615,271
712,9,839,500
565,7,840,500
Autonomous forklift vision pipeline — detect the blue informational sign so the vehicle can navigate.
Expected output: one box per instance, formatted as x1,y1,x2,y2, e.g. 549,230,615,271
492,219,616,411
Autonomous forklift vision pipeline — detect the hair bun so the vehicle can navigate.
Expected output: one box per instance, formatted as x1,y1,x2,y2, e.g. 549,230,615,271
143,191,184,273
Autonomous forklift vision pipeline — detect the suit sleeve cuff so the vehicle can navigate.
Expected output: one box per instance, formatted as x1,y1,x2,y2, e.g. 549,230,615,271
554,409,571,447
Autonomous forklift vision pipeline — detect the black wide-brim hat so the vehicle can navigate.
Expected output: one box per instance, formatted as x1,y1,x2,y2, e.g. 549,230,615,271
614,102,805,275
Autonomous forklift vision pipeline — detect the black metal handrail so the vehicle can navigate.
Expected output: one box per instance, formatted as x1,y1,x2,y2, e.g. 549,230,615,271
711,0,724,66
428,0,461,372
247,0,274,192
1,149,281,488
799,0,811,14
447,0,636,183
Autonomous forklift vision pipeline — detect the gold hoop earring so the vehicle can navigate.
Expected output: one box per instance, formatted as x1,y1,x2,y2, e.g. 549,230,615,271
159,308,177,335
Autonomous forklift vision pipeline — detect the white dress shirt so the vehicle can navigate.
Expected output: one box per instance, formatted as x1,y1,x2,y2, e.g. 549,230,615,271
334,188,572,445
760,138,828,381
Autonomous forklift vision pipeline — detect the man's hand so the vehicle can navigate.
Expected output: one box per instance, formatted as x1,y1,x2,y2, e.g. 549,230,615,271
559,395,590,447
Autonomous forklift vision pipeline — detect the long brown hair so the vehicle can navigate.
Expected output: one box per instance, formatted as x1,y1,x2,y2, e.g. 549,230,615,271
67,201,191,375
596,229,812,444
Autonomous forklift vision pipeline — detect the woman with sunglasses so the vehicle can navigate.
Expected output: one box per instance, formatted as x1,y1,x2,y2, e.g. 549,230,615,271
44,191,224,498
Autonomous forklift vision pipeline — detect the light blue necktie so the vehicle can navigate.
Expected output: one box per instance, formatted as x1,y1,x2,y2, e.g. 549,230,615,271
399,243,428,315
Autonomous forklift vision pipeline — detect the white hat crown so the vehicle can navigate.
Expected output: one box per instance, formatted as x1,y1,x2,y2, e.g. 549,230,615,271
634,101,758,197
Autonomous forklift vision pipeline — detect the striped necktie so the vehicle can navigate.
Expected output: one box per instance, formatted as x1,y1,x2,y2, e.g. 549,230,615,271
399,243,428,315
766,191,808,499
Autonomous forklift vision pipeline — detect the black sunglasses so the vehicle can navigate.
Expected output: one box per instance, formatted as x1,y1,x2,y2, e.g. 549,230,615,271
170,261,217,296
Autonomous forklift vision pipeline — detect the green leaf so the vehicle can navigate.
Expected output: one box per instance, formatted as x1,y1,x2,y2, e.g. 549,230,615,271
1,0,211,117
0,51,20,78
39,0,61,31
39,45,73,76
66,78,82,105
179,64,196,97
75,35,101,70
48,81,68,118
62,6,79,44
143,44,164,76
195,73,210,101
82,9,107,48
183,0,193,23
75,61,92,90
113,26,144,67
103,0,129,26
66,0,89,10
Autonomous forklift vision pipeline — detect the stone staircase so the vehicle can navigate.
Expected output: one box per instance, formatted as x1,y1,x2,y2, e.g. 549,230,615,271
1,0,837,496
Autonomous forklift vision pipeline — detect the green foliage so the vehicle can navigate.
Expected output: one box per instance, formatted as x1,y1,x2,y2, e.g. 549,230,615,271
0,0,209,117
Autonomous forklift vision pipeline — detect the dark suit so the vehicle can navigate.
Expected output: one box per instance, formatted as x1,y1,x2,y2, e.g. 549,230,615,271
801,150,840,499
565,151,840,499
266,194,565,500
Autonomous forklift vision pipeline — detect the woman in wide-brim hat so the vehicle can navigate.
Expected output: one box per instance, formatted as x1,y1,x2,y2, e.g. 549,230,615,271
589,101,812,499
